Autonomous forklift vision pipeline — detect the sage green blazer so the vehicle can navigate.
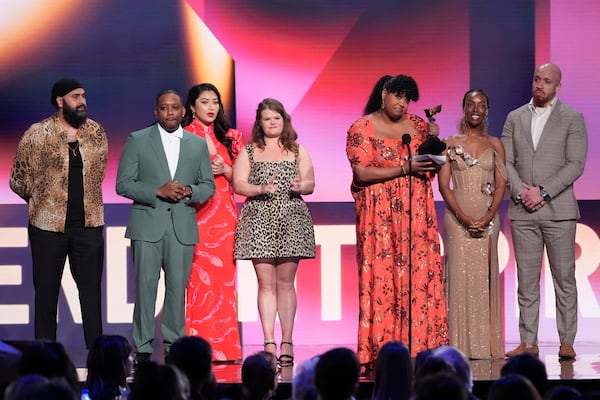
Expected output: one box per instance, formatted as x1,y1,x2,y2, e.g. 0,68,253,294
116,124,215,244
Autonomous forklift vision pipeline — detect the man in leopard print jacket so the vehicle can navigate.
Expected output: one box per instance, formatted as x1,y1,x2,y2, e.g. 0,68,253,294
9,78,108,348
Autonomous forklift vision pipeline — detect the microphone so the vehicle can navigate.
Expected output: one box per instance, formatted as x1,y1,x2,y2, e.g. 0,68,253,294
402,133,412,174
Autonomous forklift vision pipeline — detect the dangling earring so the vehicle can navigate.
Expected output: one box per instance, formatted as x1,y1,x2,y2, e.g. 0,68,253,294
192,111,196,119
381,98,385,110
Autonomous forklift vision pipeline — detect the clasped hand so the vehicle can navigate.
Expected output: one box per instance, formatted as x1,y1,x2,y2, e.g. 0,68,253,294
290,176,303,193
157,180,191,202
260,175,303,195
260,176,278,195
211,154,226,175
519,183,545,212
461,214,491,237
428,122,440,136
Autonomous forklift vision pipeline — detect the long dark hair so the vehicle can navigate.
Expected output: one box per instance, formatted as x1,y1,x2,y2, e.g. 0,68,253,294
18,341,80,393
241,352,277,400
85,335,133,400
183,83,234,160
373,341,413,400
252,98,299,153
363,75,420,115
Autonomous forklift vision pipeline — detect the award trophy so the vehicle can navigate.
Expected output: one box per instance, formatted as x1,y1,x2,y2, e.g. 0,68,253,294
418,105,446,156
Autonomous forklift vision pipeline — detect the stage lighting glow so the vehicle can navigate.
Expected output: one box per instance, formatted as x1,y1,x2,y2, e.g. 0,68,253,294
0,0,85,75
182,1,234,109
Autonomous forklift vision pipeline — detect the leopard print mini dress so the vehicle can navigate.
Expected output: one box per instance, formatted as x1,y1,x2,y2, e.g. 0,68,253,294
234,144,316,260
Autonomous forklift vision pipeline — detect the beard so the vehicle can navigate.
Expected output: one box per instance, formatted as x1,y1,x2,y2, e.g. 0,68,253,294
63,102,88,128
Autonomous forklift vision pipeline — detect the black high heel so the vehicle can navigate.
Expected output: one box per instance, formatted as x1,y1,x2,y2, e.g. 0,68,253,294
278,341,294,367
264,340,277,356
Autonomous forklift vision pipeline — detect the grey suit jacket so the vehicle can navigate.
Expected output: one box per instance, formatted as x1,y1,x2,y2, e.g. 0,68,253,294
115,124,215,244
501,99,588,221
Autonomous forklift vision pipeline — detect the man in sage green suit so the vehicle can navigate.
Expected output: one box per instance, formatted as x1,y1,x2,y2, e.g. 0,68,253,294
116,90,215,361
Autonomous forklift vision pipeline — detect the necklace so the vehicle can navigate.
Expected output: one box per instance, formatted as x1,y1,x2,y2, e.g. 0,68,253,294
68,141,79,157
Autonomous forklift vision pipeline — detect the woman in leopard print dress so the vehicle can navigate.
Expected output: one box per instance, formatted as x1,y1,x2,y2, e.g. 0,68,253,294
233,98,316,366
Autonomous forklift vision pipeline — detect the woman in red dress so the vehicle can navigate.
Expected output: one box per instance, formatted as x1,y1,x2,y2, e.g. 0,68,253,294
183,83,243,362
346,75,449,368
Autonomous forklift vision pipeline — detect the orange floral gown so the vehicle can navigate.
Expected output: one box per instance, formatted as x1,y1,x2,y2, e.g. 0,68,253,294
185,120,243,361
346,114,449,364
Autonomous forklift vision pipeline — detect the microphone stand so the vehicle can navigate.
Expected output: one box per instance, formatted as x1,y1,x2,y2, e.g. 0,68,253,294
401,133,413,354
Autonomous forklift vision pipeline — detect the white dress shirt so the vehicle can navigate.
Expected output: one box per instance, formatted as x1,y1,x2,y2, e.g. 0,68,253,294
158,124,183,179
528,97,556,150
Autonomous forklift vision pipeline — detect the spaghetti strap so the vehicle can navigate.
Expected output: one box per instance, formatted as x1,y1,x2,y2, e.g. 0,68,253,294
246,143,255,163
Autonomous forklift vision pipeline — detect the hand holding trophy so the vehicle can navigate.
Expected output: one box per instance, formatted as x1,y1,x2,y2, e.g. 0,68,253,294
418,105,446,156
424,104,442,123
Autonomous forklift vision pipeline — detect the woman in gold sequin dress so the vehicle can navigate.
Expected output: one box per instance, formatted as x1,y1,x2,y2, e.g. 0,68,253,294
438,89,507,359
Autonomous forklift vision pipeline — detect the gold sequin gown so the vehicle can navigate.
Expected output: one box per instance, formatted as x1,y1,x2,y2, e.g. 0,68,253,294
443,146,506,359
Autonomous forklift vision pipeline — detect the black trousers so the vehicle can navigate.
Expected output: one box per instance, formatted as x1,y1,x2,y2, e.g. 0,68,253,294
28,224,104,348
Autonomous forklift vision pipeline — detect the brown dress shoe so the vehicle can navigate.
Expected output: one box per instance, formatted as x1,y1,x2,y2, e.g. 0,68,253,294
505,343,540,357
559,343,576,359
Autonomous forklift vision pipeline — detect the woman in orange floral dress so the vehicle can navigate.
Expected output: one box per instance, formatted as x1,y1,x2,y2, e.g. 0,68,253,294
183,83,243,362
346,75,449,368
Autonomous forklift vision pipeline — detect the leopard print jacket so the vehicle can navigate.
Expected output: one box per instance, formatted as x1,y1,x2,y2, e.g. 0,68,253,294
10,114,108,232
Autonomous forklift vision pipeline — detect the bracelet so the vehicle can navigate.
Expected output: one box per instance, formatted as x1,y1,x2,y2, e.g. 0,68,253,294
401,165,407,176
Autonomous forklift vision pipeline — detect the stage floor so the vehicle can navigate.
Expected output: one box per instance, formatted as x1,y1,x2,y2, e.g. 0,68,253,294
72,341,600,382
212,342,600,399
70,341,600,398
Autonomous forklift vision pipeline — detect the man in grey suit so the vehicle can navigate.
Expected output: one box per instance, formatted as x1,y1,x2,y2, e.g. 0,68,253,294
502,63,587,360
116,90,215,362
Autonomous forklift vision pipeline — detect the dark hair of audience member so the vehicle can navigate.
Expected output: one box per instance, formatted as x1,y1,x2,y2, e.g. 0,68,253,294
35,378,79,400
487,374,542,400
580,390,600,400
414,372,467,400
413,349,433,375
6,375,78,400
414,355,456,392
431,345,473,395
372,341,413,400
4,374,48,400
292,355,320,400
85,334,133,400
501,353,548,396
0,341,21,398
128,360,190,400
314,347,360,400
167,336,216,400
241,351,278,400
17,341,79,393
544,384,582,400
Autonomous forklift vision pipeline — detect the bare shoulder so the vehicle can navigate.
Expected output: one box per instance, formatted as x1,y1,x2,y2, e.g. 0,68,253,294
487,135,505,158
297,143,314,161
488,135,503,150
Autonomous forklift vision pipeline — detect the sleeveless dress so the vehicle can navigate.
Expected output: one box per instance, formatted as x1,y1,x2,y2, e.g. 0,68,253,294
346,114,449,364
234,144,315,259
443,145,506,359
184,121,243,361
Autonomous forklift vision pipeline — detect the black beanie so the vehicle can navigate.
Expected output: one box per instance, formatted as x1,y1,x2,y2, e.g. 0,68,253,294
50,78,83,106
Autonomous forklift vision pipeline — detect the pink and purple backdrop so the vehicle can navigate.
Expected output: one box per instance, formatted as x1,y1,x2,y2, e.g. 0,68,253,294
1,0,599,357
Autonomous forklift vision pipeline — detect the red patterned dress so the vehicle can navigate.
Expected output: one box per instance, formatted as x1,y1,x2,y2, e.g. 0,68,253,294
346,114,449,365
185,120,243,361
